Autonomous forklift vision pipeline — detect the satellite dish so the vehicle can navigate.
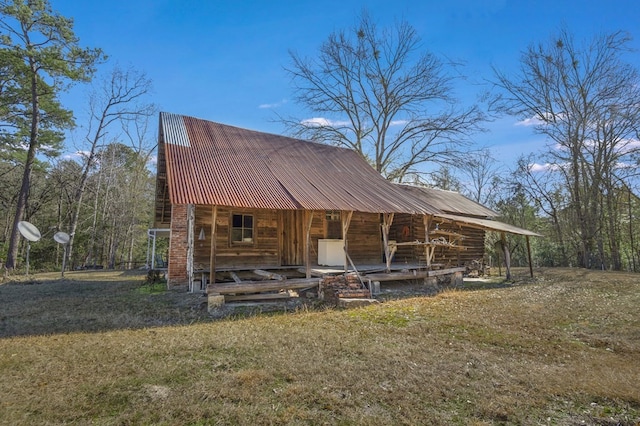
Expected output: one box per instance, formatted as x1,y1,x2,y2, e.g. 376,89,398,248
18,221,41,242
54,231,70,244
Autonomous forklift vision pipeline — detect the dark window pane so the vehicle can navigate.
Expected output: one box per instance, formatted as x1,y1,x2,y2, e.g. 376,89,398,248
232,214,242,228
231,229,242,242
243,215,253,228
244,229,253,240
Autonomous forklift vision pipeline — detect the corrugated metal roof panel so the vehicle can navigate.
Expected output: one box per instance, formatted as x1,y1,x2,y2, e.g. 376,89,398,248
436,213,542,237
160,112,438,214
161,112,190,147
396,184,498,218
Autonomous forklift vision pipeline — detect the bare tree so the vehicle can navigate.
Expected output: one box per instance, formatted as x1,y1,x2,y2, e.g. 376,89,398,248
458,148,502,206
66,66,154,269
1,0,103,271
284,12,485,182
492,28,640,269
509,155,569,265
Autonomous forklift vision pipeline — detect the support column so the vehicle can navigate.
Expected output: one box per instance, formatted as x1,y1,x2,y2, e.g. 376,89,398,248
305,211,314,278
342,211,353,273
526,235,534,278
381,213,395,273
187,204,195,292
423,215,432,268
209,205,218,286
501,232,511,280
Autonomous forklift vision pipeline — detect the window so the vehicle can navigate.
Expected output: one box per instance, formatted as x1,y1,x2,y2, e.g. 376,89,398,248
325,210,342,239
231,213,254,243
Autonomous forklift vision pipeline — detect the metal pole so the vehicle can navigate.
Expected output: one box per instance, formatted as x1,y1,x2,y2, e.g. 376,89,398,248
151,231,157,270
61,244,67,278
25,242,30,276
526,236,534,278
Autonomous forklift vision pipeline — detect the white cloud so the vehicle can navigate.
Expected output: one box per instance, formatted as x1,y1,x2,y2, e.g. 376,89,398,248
301,117,350,127
63,150,90,161
258,99,287,109
617,137,640,154
515,117,544,127
528,162,561,172
516,112,562,127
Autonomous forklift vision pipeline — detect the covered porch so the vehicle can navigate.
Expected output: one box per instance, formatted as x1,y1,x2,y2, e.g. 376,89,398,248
190,206,467,305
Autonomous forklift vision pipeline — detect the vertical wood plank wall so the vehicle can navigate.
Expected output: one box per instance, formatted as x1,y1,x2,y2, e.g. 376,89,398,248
192,206,384,269
390,214,486,267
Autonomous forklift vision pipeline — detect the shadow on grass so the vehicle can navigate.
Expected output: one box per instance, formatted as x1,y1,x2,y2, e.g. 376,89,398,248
375,269,539,302
1,268,542,338
0,270,211,339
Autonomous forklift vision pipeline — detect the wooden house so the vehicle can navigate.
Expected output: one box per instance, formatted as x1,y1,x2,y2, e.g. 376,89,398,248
153,113,539,298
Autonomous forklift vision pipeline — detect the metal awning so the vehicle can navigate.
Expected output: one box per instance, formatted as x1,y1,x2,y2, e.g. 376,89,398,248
434,213,542,237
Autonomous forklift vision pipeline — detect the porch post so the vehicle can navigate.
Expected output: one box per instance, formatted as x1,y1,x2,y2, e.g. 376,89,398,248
501,232,512,280
423,215,432,268
209,205,218,286
526,235,534,278
305,211,314,278
186,204,195,291
381,213,395,273
342,210,354,273
149,230,156,270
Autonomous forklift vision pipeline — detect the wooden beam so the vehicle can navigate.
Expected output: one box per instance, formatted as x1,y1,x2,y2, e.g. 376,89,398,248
342,210,353,272
501,232,512,280
230,271,242,283
253,269,285,280
187,204,195,292
209,205,217,285
423,215,432,268
381,213,395,273
207,277,319,295
297,267,323,277
526,235,534,278
343,247,365,288
364,267,465,282
224,292,298,302
305,211,314,279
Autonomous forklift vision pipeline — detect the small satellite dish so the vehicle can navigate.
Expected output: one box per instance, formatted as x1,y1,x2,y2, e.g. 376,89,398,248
54,231,70,244
18,221,41,242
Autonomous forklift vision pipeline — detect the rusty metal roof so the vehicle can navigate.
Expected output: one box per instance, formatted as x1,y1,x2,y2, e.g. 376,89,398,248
394,185,540,236
159,112,438,214
436,213,543,237
395,184,498,218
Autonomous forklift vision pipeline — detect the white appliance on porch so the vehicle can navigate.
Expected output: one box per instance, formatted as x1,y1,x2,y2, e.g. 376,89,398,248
318,239,345,266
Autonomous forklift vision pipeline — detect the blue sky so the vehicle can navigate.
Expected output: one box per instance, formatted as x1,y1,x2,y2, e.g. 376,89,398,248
55,0,640,171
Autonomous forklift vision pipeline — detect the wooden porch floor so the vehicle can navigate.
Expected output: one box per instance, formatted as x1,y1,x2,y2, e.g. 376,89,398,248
203,262,464,296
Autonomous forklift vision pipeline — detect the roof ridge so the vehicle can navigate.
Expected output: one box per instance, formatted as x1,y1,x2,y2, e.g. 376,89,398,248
159,111,362,155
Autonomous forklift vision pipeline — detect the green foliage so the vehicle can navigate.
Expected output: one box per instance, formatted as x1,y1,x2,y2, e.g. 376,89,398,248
0,0,106,269
492,29,640,270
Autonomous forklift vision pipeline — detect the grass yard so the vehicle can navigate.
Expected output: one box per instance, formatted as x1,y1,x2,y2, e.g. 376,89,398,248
0,268,639,425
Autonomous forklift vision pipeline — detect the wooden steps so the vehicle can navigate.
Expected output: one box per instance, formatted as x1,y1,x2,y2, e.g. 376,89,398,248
207,277,319,296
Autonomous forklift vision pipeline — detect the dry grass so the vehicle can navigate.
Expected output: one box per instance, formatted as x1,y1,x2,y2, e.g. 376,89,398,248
0,268,639,425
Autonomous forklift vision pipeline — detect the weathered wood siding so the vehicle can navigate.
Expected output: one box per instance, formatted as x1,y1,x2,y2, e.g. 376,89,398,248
193,207,383,269
194,206,280,269
389,214,422,264
345,212,383,264
391,214,486,267
167,204,189,286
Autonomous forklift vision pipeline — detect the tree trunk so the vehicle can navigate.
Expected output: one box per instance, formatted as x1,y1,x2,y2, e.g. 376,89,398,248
5,62,41,271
